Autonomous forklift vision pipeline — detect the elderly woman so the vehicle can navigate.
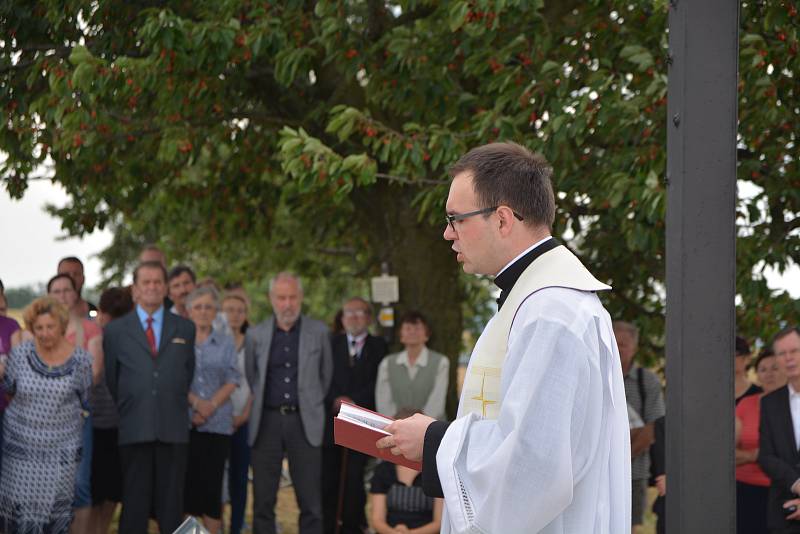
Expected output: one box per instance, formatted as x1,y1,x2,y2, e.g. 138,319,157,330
47,273,103,533
221,291,253,534
375,311,449,421
736,348,786,534
0,297,93,533
184,287,240,534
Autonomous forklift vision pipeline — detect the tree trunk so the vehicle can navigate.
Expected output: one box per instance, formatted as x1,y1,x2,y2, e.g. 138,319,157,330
354,181,464,418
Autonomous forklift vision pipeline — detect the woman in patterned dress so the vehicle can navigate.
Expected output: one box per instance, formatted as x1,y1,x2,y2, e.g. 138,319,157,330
0,297,93,534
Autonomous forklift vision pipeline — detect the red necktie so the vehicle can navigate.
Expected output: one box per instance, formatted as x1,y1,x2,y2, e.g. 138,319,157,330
146,316,157,356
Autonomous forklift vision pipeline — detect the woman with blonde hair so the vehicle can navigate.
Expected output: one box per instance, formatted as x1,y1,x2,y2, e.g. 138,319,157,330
221,290,253,534
0,297,93,533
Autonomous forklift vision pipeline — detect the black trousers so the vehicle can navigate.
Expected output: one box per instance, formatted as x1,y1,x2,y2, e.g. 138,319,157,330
737,481,769,534
252,410,322,534
322,445,368,534
118,441,188,534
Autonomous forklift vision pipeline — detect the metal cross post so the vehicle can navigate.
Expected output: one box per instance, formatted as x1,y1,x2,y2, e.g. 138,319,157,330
666,0,739,532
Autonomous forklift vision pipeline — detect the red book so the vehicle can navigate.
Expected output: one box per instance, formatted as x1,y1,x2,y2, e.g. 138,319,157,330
334,402,423,471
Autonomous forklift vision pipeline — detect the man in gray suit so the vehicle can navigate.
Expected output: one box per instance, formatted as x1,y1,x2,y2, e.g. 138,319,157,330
246,272,333,534
104,261,196,534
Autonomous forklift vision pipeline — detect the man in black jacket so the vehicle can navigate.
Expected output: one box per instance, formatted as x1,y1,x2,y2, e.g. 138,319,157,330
104,261,196,534
322,297,388,534
759,326,800,533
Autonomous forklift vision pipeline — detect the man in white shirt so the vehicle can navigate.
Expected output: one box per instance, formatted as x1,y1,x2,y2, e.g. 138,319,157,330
376,142,631,534
758,326,800,532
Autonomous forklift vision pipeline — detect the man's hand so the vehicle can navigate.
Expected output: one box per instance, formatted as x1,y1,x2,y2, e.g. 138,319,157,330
191,412,206,426
784,499,800,521
376,413,436,462
792,479,800,496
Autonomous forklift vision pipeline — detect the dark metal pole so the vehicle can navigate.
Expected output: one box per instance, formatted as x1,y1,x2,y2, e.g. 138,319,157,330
666,0,739,532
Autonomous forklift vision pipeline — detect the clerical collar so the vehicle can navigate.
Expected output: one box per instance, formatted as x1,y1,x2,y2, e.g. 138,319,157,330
494,237,560,310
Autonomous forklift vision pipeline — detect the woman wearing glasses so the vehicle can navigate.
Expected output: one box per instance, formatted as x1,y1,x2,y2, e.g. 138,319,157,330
184,287,240,534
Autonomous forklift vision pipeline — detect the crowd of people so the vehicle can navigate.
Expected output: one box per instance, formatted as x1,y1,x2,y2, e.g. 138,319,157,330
617,322,800,534
0,250,447,534
0,240,797,534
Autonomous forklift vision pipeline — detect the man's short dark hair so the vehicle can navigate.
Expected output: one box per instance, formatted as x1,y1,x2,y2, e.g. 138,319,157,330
735,336,751,357
448,142,556,230
773,326,800,348
133,261,168,284
98,287,134,320
57,256,84,270
399,310,431,337
47,273,77,293
168,265,196,284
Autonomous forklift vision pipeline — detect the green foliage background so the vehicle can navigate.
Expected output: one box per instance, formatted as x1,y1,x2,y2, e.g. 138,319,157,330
1,0,798,370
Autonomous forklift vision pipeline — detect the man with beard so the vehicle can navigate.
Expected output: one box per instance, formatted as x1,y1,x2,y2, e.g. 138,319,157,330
245,272,333,534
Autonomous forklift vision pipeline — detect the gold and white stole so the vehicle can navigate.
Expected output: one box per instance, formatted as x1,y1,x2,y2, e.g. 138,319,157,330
457,245,612,420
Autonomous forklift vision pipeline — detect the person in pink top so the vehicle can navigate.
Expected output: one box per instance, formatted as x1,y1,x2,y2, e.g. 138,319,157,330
48,273,103,534
47,274,103,379
736,348,786,534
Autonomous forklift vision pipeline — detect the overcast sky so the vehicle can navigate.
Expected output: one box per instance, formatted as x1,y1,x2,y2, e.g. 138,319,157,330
1,180,798,298
1,180,112,289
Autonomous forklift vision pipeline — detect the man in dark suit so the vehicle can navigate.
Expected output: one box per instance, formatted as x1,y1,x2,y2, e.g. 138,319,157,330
246,272,333,534
322,297,388,534
759,326,800,533
103,261,196,534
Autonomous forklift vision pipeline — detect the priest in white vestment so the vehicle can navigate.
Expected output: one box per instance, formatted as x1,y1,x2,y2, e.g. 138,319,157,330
376,142,631,534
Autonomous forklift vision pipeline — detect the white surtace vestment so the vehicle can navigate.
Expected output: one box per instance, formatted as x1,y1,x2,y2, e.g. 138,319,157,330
435,244,631,534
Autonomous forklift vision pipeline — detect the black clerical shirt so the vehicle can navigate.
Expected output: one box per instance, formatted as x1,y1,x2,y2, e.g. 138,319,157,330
494,237,559,310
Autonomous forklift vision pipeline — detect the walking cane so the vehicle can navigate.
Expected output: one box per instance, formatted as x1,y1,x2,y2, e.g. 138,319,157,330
334,446,349,534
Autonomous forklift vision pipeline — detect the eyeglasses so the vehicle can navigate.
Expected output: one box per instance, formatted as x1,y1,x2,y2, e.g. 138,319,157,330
343,309,368,318
445,206,524,232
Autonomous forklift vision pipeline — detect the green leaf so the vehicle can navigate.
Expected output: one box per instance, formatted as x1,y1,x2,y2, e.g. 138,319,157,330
448,2,470,32
69,45,93,65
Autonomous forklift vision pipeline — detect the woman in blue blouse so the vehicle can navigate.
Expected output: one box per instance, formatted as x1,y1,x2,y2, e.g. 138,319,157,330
184,287,240,534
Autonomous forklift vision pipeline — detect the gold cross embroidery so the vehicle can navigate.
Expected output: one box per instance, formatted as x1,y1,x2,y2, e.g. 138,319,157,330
471,372,497,417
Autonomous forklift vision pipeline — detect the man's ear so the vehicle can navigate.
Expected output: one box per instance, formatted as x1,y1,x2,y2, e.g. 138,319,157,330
496,206,517,237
